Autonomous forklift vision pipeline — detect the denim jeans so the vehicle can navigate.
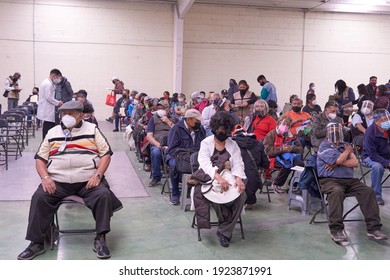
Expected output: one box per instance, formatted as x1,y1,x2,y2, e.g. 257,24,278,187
363,157,384,200
167,158,181,197
114,113,120,130
150,145,162,180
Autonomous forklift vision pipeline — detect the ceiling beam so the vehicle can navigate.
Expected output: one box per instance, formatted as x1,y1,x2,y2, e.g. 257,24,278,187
176,0,195,19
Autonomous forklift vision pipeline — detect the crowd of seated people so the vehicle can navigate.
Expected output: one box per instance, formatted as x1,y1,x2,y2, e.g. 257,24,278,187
119,76,390,246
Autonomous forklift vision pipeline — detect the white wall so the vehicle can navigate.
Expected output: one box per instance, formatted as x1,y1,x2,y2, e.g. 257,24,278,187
0,0,174,118
1,0,389,118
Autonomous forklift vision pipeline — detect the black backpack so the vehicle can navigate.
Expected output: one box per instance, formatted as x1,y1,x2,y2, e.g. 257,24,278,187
174,148,199,174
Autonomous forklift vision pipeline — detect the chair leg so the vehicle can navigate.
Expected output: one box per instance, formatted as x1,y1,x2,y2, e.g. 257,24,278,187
239,216,245,239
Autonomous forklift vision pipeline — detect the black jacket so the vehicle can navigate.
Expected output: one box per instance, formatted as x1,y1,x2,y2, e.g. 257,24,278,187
233,133,270,204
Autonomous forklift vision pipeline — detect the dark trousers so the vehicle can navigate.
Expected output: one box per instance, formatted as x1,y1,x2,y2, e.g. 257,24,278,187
211,192,247,239
319,177,382,233
42,121,56,139
274,158,304,187
25,179,114,243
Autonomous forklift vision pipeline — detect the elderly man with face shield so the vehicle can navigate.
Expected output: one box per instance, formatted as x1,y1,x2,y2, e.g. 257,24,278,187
362,109,390,206
17,101,122,260
311,101,344,152
263,115,304,195
351,100,374,148
317,122,387,245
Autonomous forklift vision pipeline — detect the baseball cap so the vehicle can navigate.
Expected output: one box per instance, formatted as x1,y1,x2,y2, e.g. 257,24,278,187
157,100,169,108
191,92,202,99
184,109,204,121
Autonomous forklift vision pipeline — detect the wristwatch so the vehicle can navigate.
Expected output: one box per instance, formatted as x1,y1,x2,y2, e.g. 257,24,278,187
94,173,102,180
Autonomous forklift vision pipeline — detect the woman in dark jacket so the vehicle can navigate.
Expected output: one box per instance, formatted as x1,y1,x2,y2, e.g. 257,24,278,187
232,125,270,209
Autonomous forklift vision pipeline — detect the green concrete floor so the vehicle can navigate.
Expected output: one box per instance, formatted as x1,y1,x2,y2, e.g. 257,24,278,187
1,121,390,260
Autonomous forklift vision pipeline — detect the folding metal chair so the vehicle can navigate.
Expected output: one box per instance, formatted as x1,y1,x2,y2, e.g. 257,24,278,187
309,166,361,224
180,151,199,211
191,207,245,242
0,114,23,159
0,119,9,170
50,195,95,250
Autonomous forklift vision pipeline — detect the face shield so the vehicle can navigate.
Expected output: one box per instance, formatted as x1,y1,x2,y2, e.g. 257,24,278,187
326,122,344,144
276,119,290,135
373,109,390,131
360,100,374,115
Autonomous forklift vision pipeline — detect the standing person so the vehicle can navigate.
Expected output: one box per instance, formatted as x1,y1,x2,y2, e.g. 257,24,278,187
307,82,315,95
231,80,257,125
366,76,377,101
257,74,277,103
25,87,40,128
4,72,22,110
54,73,73,124
227,79,238,102
37,69,64,139
317,122,387,245
17,100,122,260
112,89,130,132
302,93,322,117
106,77,124,123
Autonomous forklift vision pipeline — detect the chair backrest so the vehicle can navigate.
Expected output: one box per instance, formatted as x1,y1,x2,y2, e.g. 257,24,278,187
1,113,24,123
0,118,8,128
190,152,199,173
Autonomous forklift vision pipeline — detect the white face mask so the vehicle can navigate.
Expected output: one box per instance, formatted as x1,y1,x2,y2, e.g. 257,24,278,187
327,113,337,120
53,77,62,84
311,86,315,90
361,108,371,115
62,114,77,128
312,99,317,105
178,98,184,102
156,109,167,118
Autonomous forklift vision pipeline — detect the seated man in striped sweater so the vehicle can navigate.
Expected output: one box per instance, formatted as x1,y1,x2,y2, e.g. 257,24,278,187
17,100,122,260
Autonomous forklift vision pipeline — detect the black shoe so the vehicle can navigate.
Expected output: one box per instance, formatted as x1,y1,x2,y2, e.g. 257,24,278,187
217,232,230,248
17,242,45,260
106,118,113,123
112,129,119,132
149,178,160,187
93,239,111,259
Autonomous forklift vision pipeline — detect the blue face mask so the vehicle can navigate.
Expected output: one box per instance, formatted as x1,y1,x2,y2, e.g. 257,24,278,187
213,99,220,106
381,121,390,130
229,82,234,87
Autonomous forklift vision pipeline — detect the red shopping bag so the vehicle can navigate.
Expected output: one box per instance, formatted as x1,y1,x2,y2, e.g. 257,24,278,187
105,92,116,107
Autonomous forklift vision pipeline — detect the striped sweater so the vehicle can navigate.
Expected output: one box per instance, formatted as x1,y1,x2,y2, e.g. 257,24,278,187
35,121,112,183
